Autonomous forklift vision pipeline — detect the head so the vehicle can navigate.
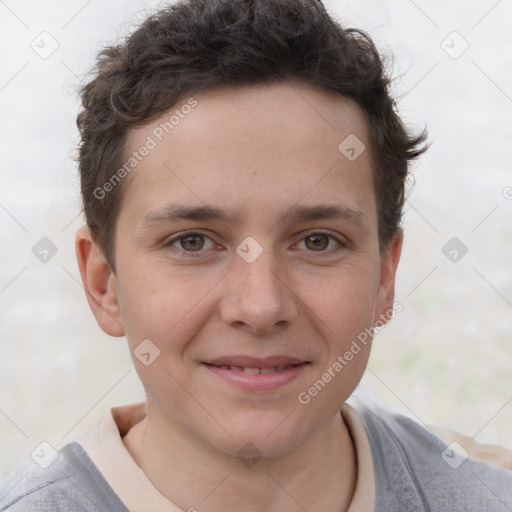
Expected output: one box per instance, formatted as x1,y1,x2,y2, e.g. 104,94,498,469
75,0,426,457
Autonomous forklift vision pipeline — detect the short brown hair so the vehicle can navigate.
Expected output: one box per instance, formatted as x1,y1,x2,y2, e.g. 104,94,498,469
77,0,427,270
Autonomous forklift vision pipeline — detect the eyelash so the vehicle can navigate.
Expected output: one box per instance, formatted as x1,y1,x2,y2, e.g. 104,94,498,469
162,230,348,258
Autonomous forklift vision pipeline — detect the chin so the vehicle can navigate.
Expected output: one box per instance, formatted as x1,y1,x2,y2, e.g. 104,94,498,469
206,411,313,460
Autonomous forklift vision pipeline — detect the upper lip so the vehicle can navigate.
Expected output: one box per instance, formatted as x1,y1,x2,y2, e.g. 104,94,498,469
204,355,308,368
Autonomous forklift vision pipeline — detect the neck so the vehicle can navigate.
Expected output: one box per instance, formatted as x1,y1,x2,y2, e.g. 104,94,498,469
123,402,357,512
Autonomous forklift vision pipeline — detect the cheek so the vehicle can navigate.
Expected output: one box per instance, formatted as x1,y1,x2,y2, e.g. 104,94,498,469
306,264,378,339
296,269,377,412
117,262,216,349
116,268,210,398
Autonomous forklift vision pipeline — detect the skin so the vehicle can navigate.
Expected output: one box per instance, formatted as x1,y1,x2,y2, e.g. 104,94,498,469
75,80,403,512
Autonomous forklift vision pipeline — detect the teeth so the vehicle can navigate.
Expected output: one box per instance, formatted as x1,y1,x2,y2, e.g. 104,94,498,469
214,364,298,373
242,367,260,374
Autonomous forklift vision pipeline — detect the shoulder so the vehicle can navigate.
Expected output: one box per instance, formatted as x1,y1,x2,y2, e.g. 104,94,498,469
349,396,512,511
0,442,127,512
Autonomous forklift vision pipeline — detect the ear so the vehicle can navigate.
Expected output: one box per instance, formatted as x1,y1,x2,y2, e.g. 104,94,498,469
374,229,403,325
75,225,125,337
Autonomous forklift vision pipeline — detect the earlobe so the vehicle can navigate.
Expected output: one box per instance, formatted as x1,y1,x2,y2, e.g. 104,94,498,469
75,225,125,337
374,230,403,325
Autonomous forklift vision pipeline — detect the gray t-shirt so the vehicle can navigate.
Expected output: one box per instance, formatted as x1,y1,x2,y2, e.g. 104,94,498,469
1,401,511,511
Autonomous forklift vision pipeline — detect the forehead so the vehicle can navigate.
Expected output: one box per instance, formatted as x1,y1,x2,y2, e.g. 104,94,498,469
129,80,370,151
119,81,375,229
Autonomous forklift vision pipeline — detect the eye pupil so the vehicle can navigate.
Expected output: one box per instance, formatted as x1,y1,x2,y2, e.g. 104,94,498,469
181,234,204,251
306,234,329,251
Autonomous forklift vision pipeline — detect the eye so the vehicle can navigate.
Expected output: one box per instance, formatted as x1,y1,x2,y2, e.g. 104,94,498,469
296,231,347,253
162,230,348,257
163,231,216,255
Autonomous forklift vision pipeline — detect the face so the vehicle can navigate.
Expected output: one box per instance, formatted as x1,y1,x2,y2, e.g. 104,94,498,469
79,81,402,458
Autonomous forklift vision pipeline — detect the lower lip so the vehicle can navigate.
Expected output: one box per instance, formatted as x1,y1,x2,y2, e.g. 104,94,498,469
202,363,309,391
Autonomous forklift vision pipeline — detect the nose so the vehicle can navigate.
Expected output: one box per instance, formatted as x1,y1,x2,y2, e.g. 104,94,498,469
219,247,298,335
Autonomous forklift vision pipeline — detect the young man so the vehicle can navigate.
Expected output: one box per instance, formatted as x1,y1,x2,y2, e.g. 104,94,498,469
1,0,511,510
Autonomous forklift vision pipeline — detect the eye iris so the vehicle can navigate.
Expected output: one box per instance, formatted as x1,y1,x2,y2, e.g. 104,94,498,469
181,234,204,251
305,234,328,251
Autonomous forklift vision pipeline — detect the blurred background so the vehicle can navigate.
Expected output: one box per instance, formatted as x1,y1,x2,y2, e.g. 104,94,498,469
1,0,511,477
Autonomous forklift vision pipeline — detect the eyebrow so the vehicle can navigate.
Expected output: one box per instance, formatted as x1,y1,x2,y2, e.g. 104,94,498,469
140,203,368,230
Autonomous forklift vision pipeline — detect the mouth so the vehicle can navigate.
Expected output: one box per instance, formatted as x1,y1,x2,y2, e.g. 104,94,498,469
201,357,310,391
204,362,306,374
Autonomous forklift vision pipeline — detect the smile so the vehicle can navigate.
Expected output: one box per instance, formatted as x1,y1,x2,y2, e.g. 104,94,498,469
208,363,301,374
202,361,310,391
